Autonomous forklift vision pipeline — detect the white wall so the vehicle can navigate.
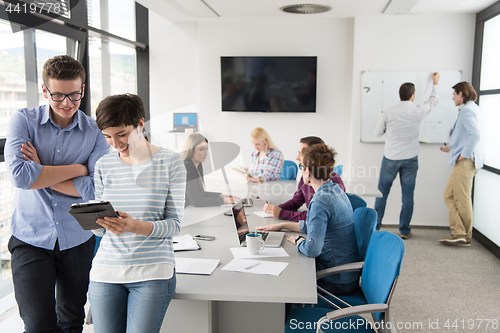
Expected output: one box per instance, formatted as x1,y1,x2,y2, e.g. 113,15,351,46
196,18,355,169
148,11,199,147
148,12,477,227
351,14,476,227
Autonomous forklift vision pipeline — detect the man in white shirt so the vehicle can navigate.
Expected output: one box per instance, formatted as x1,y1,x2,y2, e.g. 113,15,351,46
374,72,440,239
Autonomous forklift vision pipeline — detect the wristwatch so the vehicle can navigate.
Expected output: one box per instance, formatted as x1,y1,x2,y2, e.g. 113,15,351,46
295,235,305,245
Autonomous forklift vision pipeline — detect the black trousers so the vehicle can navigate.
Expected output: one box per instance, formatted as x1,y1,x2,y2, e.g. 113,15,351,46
8,235,95,333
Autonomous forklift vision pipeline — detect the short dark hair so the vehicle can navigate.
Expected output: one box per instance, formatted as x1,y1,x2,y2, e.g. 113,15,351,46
42,55,86,87
452,81,477,103
399,83,415,101
302,144,337,181
95,94,146,130
299,136,325,147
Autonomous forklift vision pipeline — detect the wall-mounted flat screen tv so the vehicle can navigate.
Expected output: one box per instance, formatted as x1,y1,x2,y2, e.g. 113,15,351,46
221,56,317,112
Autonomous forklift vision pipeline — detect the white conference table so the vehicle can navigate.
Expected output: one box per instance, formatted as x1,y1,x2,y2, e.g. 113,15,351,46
160,181,317,333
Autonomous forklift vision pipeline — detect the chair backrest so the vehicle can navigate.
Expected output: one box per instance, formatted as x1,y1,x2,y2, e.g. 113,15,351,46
281,160,298,180
346,193,367,211
353,207,377,261
333,164,343,176
360,231,405,321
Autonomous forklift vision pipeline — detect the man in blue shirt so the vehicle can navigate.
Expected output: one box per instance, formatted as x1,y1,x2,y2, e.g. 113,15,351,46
439,81,484,247
4,55,109,332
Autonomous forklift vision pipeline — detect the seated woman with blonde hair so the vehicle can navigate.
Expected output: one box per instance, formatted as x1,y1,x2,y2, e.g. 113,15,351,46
182,133,238,207
257,144,359,295
246,127,283,182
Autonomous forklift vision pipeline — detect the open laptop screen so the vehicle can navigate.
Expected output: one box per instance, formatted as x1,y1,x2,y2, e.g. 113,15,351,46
232,200,249,240
173,113,197,131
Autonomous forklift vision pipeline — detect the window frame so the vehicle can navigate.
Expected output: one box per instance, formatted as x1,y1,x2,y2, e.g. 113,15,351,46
0,0,149,159
473,1,500,176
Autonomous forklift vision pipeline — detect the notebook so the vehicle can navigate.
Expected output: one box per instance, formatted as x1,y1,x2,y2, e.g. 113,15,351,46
231,200,284,248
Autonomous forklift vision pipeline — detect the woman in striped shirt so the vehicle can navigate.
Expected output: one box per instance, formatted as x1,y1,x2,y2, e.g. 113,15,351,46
88,94,186,333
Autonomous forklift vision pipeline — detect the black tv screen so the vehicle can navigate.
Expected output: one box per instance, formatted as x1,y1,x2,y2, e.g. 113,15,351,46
221,56,317,112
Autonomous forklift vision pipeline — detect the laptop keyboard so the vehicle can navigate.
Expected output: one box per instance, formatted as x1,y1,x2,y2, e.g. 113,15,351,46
239,231,269,244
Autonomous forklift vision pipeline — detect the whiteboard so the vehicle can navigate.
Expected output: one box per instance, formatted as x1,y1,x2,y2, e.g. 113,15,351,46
361,70,461,143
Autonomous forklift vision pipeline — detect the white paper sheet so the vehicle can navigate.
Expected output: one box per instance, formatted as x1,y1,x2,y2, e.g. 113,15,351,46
253,211,272,218
175,258,220,275
230,246,289,259
222,259,288,276
173,234,201,251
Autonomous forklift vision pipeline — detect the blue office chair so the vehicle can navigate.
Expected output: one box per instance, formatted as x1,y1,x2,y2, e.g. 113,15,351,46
281,160,298,180
346,193,367,211
314,208,377,309
286,231,405,333
353,208,377,261
94,236,102,256
333,164,343,176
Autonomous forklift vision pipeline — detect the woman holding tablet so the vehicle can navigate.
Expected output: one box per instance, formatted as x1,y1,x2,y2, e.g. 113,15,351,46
182,133,238,207
89,94,186,333
257,144,359,295
246,127,283,182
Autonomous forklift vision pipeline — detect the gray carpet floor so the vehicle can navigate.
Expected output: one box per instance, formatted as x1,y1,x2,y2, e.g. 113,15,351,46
375,226,500,333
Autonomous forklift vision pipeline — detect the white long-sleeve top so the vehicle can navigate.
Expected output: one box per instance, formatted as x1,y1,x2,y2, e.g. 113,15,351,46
375,84,439,160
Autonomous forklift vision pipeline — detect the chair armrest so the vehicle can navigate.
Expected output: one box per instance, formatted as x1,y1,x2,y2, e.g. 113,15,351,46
325,303,388,321
316,262,364,280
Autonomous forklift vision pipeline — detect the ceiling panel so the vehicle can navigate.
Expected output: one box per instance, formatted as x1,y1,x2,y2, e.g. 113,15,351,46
204,0,390,18
159,0,500,21
410,0,498,14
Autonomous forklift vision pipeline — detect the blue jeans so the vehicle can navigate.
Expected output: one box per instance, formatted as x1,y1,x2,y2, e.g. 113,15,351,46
374,156,418,235
8,235,95,333
88,275,176,333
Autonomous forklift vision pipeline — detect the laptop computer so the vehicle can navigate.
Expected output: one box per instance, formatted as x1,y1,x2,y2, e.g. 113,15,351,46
231,200,284,248
170,113,198,132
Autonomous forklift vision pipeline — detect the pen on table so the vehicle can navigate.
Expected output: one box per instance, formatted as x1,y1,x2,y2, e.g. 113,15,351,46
245,262,261,270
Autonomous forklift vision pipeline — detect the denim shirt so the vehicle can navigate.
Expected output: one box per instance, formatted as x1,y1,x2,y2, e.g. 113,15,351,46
278,173,345,222
4,105,110,250
297,180,359,286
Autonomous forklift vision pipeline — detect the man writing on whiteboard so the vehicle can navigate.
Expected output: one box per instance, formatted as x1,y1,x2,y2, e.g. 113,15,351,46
374,72,440,239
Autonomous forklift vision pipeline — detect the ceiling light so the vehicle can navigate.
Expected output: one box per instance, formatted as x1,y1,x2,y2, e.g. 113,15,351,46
280,4,332,14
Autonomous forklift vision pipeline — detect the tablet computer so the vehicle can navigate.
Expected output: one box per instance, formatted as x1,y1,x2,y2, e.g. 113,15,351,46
68,201,118,230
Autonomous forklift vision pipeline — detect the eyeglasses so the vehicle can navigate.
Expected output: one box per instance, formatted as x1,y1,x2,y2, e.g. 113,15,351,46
299,163,305,170
45,86,83,102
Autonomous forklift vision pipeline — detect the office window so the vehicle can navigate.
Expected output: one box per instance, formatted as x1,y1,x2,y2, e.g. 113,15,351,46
88,38,137,117
478,94,500,169
477,13,500,171
88,0,136,41
0,19,25,283
479,14,500,91
473,3,500,252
